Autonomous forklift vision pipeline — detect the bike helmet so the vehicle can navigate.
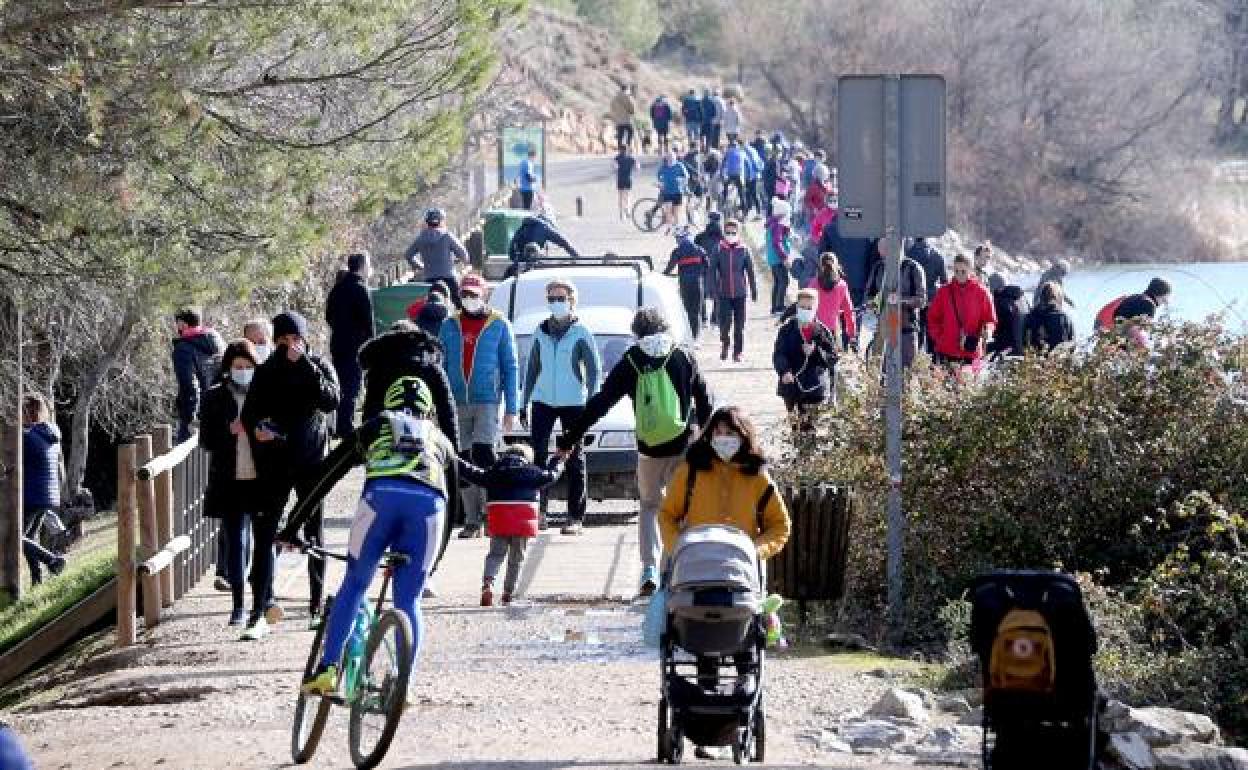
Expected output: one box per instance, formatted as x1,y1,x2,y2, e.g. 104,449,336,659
425,208,445,227
383,376,434,418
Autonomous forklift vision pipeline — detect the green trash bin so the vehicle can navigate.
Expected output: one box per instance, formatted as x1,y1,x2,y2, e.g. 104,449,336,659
482,208,531,257
371,283,430,335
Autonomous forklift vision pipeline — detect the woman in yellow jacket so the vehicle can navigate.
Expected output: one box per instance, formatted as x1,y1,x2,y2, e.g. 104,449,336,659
659,405,791,566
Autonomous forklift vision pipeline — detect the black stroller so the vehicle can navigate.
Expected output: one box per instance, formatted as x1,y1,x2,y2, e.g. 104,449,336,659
657,525,766,765
970,570,1104,770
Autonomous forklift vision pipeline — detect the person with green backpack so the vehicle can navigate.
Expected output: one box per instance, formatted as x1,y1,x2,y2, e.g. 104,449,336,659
556,308,713,597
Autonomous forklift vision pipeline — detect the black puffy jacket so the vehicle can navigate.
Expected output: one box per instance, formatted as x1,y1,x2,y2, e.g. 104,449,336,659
773,317,839,404
357,328,459,452
172,329,224,430
325,272,374,363
1025,303,1076,352
989,286,1031,357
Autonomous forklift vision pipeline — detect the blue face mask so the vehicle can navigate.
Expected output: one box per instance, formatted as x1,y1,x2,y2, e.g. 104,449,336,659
549,300,570,319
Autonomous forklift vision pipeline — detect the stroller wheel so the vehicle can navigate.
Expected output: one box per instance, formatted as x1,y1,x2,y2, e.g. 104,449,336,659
752,708,766,763
657,698,670,762
732,738,746,765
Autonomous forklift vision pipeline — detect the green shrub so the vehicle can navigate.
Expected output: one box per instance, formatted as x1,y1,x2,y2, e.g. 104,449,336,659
776,323,1248,734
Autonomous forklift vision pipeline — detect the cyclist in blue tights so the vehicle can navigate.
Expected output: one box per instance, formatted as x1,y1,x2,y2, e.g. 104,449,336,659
279,376,458,694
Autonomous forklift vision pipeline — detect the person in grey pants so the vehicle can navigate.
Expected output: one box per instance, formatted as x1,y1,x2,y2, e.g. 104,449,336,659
404,207,469,304
556,308,713,596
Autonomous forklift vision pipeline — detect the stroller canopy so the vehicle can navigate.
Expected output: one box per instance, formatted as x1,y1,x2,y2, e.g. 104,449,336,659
670,525,760,592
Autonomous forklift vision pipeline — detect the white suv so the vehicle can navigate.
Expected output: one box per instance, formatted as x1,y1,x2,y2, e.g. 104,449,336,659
489,257,693,500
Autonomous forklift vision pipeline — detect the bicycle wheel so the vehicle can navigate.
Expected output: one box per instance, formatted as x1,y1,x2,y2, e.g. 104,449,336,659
348,609,413,769
632,197,662,233
291,596,335,764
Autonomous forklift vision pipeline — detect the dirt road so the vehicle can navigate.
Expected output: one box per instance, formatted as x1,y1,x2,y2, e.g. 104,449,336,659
3,155,927,769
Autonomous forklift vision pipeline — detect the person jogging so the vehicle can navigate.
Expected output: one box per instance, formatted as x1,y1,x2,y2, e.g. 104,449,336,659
288,376,459,695
663,226,710,341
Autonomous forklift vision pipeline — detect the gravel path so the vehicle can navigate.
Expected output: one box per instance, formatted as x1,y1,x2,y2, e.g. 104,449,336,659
4,155,924,770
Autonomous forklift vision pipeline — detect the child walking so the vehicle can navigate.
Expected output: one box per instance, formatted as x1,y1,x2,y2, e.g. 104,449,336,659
458,444,564,606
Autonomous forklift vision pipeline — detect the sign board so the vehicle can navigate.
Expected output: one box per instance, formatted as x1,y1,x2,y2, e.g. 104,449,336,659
836,76,886,238
498,126,546,190
899,75,947,236
836,75,947,238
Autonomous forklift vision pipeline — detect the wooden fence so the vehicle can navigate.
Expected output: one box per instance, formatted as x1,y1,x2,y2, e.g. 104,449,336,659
116,424,215,648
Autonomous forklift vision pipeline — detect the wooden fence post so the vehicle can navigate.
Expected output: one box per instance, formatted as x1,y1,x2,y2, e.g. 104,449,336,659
134,434,161,628
116,443,137,648
153,425,175,605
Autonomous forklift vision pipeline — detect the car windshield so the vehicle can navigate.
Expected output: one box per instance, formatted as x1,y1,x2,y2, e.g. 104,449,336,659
516,333,633,379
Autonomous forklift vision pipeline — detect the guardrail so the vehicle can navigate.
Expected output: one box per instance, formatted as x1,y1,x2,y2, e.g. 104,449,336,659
116,424,214,648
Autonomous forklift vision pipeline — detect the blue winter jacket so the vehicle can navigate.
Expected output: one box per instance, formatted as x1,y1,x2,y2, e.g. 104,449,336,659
681,95,703,124
657,161,690,196
439,310,520,414
700,95,716,128
523,319,601,409
744,145,764,181
22,422,61,511
722,145,746,177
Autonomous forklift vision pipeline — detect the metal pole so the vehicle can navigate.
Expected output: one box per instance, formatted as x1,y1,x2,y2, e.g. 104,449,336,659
883,75,905,644
1,301,22,602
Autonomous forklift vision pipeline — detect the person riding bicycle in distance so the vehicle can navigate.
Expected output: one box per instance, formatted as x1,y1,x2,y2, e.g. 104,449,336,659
279,376,459,695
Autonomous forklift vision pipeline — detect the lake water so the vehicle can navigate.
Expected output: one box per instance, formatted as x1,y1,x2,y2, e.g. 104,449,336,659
1009,262,1248,338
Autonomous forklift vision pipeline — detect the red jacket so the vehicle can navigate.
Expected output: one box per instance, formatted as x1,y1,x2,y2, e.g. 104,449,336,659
927,278,997,361
810,207,838,244
804,179,830,218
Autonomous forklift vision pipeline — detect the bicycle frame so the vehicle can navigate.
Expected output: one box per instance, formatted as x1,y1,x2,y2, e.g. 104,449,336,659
306,546,400,706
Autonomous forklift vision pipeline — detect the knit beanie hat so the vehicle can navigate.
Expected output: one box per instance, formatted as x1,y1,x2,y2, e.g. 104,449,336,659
272,310,308,340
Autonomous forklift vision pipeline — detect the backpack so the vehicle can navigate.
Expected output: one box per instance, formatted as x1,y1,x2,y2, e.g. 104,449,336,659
1094,296,1126,331
628,351,687,447
988,608,1057,696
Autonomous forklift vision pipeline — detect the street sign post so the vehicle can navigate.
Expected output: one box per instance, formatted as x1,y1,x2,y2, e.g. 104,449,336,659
837,74,946,643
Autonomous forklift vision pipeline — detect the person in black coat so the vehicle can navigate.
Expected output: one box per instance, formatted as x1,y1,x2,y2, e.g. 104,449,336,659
774,288,840,428
988,284,1031,358
240,310,339,638
198,339,262,626
694,212,724,325
357,321,459,452
1025,281,1076,352
416,280,452,339
325,252,375,438
171,308,225,441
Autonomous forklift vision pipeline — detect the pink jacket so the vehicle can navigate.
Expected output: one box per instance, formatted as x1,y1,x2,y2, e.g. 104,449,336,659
806,278,856,339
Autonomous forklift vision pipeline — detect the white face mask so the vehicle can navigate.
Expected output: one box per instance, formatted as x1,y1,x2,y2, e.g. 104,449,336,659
549,300,571,319
230,367,255,388
724,232,740,245
796,307,816,325
711,435,742,462
461,296,485,314
638,333,674,358
253,343,272,362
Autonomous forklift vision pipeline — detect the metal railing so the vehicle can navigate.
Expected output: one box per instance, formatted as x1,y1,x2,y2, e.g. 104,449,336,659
116,424,214,648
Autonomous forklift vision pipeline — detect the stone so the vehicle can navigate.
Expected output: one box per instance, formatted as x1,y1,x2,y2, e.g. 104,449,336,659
1152,744,1248,770
918,726,981,751
958,706,983,726
935,695,973,715
824,632,875,651
1118,707,1220,747
869,688,930,723
1110,732,1158,770
838,719,909,751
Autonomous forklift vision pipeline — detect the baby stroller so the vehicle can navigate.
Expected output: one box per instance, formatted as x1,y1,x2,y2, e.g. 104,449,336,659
657,525,766,765
970,570,1104,770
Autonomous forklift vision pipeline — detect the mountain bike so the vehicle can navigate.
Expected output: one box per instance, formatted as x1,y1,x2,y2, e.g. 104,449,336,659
291,546,413,770
631,188,703,233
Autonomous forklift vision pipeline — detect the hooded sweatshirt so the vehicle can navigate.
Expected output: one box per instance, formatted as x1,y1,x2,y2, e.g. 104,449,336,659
172,327,225,428
405,227,468,281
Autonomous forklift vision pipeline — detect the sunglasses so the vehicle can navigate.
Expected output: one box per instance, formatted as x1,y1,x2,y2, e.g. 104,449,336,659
546,295,569,303
724,230,739,237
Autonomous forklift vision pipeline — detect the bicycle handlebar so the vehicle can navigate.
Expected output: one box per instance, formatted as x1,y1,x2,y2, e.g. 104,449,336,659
301,543,411,567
